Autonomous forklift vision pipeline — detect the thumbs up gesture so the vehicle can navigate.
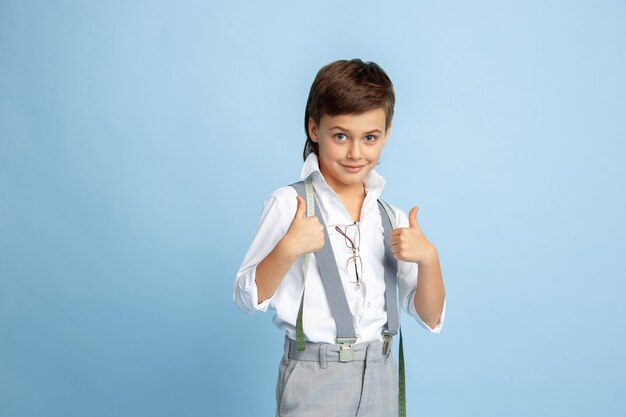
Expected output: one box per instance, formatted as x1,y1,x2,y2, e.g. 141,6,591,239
390,207,439,265
282,195,325,258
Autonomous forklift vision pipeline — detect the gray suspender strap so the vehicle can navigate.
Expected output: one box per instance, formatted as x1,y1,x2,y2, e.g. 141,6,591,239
290,180,357,361
378,198,406,417
313,202,358,341
378,200,399,355
292,177,314,352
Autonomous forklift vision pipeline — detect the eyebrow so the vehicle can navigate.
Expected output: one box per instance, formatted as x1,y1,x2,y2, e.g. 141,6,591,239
329,125,383,135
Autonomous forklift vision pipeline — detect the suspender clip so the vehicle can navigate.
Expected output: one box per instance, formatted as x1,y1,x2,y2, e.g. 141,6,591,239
336,337,357,362
382,330,397,356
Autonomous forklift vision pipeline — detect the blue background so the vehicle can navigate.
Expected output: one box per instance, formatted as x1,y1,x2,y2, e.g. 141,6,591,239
1,1,625,416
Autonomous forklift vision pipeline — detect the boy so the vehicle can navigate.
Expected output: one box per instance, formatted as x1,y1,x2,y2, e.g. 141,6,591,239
234,59,446,417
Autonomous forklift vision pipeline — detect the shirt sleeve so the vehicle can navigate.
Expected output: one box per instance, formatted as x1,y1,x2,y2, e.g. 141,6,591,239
392,206,446,334
233,187,297,313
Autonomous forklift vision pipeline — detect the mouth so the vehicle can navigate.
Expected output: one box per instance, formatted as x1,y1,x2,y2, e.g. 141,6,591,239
340,163,367,173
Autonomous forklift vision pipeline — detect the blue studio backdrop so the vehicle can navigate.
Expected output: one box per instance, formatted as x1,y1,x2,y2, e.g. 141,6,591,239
1,1,625,416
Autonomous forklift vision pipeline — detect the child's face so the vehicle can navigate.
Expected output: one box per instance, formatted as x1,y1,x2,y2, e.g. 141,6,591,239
308,108,390,192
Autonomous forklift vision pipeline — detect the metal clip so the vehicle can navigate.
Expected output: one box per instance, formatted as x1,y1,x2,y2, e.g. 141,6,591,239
336,337,357,362
382,330,397,356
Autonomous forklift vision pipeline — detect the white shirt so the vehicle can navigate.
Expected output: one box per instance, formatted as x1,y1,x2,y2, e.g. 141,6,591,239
233,154,446,344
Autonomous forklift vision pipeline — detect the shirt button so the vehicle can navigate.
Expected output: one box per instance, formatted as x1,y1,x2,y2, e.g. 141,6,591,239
367,302,372,308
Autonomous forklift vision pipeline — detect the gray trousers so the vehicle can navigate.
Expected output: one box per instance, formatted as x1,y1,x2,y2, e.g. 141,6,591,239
275,336,398,417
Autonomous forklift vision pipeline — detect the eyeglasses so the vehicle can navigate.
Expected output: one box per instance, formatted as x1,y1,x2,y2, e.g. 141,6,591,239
335,222,362,289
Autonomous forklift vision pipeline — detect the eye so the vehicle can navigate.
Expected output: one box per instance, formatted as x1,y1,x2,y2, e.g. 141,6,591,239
363,135,378,143
335,133,349,142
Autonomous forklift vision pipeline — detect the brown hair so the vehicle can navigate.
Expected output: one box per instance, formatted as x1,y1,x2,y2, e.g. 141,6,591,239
303,59,395,160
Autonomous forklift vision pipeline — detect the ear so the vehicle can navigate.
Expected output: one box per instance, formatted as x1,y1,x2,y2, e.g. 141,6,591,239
308,117,319,143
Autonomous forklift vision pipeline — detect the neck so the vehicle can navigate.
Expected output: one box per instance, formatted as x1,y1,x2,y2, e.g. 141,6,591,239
334,185,366,223
333,183,366,201
319,167,366,223
320,170,366,201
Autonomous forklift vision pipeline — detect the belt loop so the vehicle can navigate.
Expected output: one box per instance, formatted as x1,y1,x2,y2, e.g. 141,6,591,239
283,336,291,364
319,344,327,369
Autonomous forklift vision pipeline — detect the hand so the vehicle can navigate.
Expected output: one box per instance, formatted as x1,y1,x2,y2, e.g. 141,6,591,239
390,207,438,265
281,195,325,258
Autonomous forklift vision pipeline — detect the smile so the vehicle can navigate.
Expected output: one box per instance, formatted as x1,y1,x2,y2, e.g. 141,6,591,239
341,164,366,173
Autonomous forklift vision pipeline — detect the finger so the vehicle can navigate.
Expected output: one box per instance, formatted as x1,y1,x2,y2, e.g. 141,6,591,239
408,207,420,229
294,195,306,219
391,230,405,244
391,230,409,246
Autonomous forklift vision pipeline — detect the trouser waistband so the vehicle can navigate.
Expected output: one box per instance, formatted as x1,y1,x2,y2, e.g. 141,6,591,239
283,335,391,367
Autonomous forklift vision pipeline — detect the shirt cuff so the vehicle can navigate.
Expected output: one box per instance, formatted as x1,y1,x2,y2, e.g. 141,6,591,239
409,296,446,334
233,266,272,313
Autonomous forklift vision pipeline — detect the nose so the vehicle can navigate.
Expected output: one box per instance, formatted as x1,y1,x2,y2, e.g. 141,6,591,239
347,139,362,160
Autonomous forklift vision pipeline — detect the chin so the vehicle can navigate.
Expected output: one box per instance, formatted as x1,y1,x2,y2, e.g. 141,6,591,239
340,174,367,186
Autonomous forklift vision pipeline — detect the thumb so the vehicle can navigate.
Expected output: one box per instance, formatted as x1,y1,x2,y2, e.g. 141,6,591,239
294,195,306,219
408,206,419,228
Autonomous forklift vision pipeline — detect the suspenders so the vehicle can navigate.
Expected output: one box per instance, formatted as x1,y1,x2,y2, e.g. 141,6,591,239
379,198,400,355
290,177,400,349
290,177,407,417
